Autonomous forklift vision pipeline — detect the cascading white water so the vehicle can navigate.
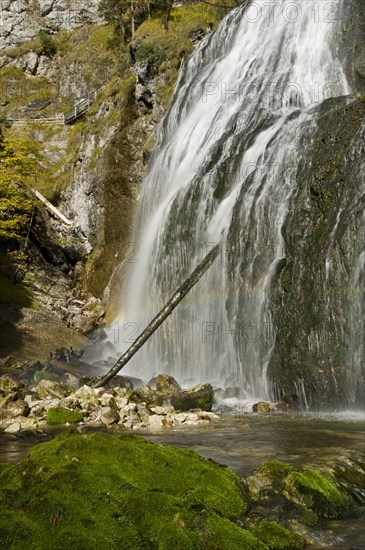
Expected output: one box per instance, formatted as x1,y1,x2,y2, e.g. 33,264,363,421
93,0,353,398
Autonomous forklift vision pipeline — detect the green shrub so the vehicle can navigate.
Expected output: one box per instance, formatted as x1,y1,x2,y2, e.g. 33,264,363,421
135,41,167,68
38,30,57,57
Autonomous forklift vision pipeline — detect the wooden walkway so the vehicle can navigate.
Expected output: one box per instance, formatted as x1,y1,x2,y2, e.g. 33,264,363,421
9,89,99,126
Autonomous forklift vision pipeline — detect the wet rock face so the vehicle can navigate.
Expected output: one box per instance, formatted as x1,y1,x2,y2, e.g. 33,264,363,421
268,97,365,407
0,0,102,49
340,0,365,93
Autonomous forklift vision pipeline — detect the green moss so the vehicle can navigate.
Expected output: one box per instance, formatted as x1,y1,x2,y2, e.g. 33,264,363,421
171,385,214,411
248,520,305,550
204,514,267,549
247,460,358,527
287,470,354,518
33,370,60,384
46,409,84,426
256,460,296,480
301,508,319,526
0,431,249,549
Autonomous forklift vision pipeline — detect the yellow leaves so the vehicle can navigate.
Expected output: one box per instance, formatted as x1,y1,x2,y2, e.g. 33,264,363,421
1,131,42,179
0,129,37,243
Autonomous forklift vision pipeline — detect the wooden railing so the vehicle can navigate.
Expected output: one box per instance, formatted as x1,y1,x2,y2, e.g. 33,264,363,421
9,89,100,126
10,114,65,125
63,90,98,124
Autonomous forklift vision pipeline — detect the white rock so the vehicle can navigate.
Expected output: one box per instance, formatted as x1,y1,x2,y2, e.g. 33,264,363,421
20,417,37,429
185,413,199,422
43,399,61,410
75,385,95,397
115,397,128,409
5,422,21,433
173,413,188,423
150,406,174,415
100,407,119,426
24,394,39,407
137,404,151,423
147,415,165,430
100,393,116,406
197,412,220,421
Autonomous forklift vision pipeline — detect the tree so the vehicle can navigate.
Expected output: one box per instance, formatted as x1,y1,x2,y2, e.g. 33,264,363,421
99,0,175,41
0,127,39,246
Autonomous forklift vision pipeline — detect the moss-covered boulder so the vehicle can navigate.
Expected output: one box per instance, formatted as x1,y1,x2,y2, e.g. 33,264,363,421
155,373,181,394
252,401,272,413
248,520,305,550
245,459,357,526
46,408,83,426
130,384,160,405
171,383,214,411
0,430,264,549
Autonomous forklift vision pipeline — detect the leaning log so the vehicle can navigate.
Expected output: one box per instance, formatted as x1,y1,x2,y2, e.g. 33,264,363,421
93,243,221,388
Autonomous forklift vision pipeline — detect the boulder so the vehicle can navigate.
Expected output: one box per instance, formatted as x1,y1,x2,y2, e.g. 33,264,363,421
115,396,128,409
100,407,120,426
130,385,159,405
170,384,214,412
155,374,181,394
252,401,272,414
0,431,254,548
150,405,174,415
0,374,27,397
122,414,140,429
19,417,38,429
184,413,200,424
35,380,74,399
173,412,188,423
274,401,290,412
99,393,117,407
0,393,16,409
4,422,21,434
136,403,151,423
245,459,357,526
3,400,30,419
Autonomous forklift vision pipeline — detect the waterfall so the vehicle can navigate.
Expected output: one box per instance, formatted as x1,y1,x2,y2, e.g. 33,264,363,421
93,0,357,399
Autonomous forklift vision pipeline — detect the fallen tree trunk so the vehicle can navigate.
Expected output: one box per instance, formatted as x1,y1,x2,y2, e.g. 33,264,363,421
93,243,221,388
